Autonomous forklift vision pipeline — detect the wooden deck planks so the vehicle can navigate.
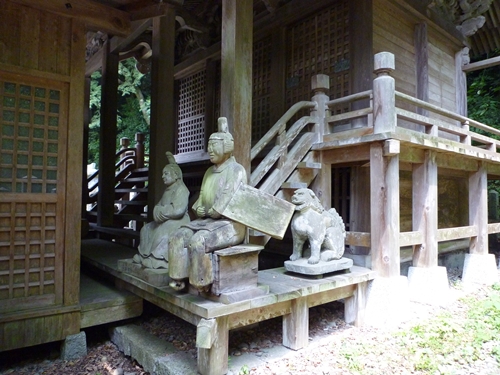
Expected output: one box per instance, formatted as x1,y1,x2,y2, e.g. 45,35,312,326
79,273,143,328
81,238,376,375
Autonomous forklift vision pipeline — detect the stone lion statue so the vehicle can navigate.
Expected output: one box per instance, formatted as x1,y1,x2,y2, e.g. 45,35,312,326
290,188,346,264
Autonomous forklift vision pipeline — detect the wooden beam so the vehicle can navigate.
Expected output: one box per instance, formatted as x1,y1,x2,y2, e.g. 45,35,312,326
65,19,86,309
469,163,489,254
221,0,253,175
110,19,152,54
414,23,429,120
412,151,438,267
9,0,131,37
148,11,176,219
350,0,372,128
456,48,468,116
322,144,371,165
97,40,119,227
370,143,400,278
462,55,500,72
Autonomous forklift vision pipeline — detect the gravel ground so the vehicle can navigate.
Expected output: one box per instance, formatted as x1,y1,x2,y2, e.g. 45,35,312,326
1,267,500,375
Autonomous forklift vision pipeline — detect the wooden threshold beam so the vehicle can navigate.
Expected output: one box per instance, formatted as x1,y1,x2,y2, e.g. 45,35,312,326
10,0,131,37
86,19,152,76
462,55,500,72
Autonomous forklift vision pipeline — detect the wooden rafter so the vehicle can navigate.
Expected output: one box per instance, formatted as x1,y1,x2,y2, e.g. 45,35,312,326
9,0,131,36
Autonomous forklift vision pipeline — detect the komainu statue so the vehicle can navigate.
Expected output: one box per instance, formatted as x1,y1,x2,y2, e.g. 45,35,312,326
290,188,346,264
133,152,190,269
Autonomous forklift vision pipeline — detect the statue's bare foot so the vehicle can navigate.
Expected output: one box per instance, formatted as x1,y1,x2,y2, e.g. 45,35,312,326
308,256,320,264
169,280,185,291
290,253,301,261
196,284,211,294
133,254,142,264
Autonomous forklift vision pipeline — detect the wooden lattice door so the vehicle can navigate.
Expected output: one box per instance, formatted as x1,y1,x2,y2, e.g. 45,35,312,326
286,0,350,107
0,73,67,313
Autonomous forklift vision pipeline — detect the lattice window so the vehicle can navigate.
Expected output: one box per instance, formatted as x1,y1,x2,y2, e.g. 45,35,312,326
177,70,206,154
252,36,272,142
285,1,350,111
0,201,59,305
0,75,64,312
0,81,60,193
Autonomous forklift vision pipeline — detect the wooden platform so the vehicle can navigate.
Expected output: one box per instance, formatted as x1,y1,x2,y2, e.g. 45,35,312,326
81,239,376,375
80,273,143,329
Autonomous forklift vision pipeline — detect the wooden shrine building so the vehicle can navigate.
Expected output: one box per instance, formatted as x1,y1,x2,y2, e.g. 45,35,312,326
2,0,500,370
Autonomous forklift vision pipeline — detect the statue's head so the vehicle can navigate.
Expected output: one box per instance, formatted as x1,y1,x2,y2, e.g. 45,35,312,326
162,152,182,184
208,117,234,155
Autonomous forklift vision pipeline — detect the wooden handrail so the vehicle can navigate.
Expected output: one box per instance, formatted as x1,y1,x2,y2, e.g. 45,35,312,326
251,101,316,161
326,90,372,108
395,91,500,138
250,117,318,187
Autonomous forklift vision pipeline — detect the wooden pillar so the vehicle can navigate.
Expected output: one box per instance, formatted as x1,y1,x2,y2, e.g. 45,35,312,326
455,47,469,117
82,76,91,219
350,0,372,128
309,74,331,208
65,19,86,309
370,142,400,277
350,166,371,255
221,0,253,175
149,10,176,219
412,151,438,267
414,23,429,119
283,297,308,350
469,163,488,255
373,52,396,134
197,316,229,375
97,40,119,227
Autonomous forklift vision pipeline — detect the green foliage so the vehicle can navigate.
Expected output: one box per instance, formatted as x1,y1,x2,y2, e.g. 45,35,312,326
238,364,250,375
467,50,500,197
467,52,500,132
87,58,151,165
397,287,500,374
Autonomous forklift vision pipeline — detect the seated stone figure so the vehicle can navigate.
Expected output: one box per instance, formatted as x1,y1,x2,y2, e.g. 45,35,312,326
168,117,247,292
133,152,190,269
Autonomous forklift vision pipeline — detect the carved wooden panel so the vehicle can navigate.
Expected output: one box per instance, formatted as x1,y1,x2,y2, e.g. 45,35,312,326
177,70,207,154
0,74,66,313
285,1,350,110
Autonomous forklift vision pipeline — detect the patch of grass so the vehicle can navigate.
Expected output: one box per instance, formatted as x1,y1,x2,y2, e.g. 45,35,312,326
397,284,500,373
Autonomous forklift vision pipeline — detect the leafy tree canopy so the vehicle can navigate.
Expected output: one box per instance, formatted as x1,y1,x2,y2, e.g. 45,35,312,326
88,58,151,166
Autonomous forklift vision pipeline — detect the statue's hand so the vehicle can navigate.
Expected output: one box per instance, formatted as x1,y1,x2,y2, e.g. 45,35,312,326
196,206,206,218
208,208,221,219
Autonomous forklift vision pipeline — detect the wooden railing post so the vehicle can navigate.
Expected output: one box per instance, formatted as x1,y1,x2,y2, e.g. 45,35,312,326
310,74,330,141
135,132,145,169
120,137,130,170
373,52,396,134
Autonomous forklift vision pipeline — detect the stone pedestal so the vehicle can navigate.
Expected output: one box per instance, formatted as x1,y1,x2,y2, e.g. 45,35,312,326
284,257,353,276
364,276,410,327
462,253,498,286
408,266,450,306
207,244,268,304
60,331,87,360
118,259,170,287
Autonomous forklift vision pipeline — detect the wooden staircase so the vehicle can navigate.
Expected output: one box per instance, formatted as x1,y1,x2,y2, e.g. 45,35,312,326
85,136,149,243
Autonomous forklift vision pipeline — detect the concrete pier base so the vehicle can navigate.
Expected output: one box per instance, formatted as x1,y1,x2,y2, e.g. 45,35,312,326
364,276,410,327
407,266,450,306
462,253,498,286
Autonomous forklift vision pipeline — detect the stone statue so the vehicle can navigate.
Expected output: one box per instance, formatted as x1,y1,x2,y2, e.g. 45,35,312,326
168,117,247,292
133,152,190,269
289,188,346,264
